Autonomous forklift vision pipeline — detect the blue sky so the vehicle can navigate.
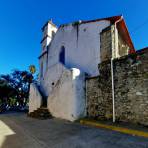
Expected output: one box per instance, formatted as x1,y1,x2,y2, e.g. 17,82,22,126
0,0,148,74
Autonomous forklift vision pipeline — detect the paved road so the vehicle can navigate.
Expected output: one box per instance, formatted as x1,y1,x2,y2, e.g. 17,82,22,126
0,113,148,148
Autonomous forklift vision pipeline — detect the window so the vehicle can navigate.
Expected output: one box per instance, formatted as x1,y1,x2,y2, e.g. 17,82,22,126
43,45,46,51
52,31,55,38
59,46,65,65
41,62,43,77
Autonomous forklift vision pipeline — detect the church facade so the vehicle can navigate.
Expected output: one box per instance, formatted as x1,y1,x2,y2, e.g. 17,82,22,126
29,15,134,121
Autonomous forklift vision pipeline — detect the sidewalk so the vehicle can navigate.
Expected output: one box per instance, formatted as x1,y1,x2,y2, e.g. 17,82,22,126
80,119,148,138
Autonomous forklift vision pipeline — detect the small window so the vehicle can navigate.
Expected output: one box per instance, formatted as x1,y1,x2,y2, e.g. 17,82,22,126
59,46,65,65
52,31,55,38
41,62,43,77
43,45,46,51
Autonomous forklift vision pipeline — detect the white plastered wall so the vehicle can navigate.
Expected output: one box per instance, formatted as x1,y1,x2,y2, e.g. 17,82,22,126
39,20,111,121
29,83,42,113
47,65,86,121
46,20,110,78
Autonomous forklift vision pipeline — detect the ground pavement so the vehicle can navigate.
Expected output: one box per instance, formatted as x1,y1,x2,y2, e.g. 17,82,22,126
0,113,148,148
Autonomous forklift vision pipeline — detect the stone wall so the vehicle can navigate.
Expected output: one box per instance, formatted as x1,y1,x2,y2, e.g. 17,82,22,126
118,32,129,57
100,26,112,62
114,48,148,125
86,62,113,120
86,48,148,126
100,25,130,62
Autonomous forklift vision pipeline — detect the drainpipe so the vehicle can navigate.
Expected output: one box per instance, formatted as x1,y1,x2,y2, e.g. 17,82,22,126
111,16,123,123
85,78,88,116
111,58,115,122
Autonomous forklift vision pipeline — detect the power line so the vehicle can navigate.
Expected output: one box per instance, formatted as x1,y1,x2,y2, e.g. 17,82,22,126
131,18,148,34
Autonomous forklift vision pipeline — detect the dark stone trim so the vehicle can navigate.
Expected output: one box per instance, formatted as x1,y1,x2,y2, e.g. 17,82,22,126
101,26,111,34
38,51,47,59
98,47,148,66
86,75,99,80
40,35,51,44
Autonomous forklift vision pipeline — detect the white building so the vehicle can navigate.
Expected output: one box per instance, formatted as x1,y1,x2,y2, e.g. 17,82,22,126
29,15,134,121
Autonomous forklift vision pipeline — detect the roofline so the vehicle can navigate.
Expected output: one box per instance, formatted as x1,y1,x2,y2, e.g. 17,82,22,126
59,15,135,50
60,15,123,27
116,18,135,50
137,47,148,53
123,19,135,50
81,15,122,24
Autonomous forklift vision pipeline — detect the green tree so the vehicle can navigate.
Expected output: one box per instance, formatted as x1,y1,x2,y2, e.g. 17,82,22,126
0,78,16,104
0,68,36,110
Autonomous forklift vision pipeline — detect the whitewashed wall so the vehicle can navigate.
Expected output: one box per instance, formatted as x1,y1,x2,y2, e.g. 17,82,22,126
40,63,65,96
29,83,42,113
38,20,111,121
40,20,111,95
46,20,110,77
47,65,86,121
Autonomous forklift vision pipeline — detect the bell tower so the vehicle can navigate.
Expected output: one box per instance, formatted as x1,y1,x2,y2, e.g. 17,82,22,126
41,19,58,53
39,19,58,80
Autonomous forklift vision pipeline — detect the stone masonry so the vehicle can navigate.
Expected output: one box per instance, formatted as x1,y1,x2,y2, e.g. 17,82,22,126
86,48,148,126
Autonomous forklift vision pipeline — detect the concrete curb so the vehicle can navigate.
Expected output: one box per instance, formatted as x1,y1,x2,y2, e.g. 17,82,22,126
80,119,148,138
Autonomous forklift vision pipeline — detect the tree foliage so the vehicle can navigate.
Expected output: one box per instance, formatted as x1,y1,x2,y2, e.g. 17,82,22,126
0,79,16,99
0,69,36,111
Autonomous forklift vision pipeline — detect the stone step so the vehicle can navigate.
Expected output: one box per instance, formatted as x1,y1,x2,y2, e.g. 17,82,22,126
28,113,51,119
28,107,52,120
35,109,49,114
